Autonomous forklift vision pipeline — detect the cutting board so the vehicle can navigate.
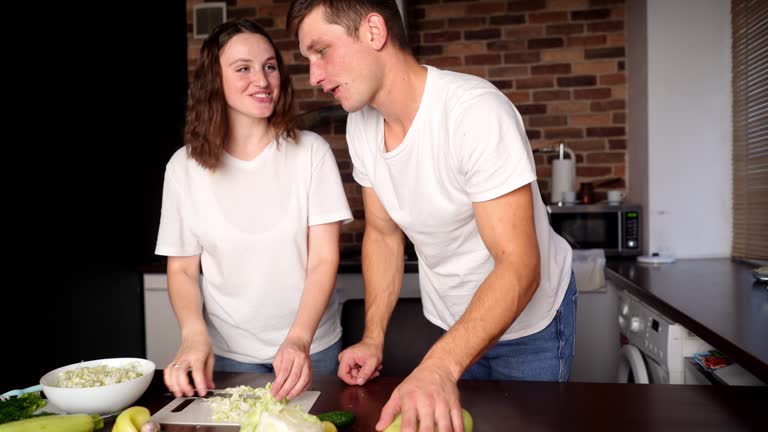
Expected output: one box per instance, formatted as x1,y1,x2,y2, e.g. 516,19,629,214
152,391,321,425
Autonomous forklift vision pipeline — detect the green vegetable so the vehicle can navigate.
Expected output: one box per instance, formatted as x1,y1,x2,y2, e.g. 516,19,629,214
0,393,47,424
383,409,473,432
0,413,103,432
210,383,323,432
316,411,355,427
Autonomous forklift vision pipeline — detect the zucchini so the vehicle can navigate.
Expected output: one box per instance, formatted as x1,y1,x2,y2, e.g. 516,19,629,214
316,411,355,427
0,413,103,432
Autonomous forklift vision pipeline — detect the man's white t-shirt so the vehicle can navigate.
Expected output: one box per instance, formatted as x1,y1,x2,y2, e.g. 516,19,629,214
346,66,573,341
155,130,353,363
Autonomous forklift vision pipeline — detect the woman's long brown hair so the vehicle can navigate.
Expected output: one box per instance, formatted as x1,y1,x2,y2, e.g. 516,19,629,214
185,18,297,170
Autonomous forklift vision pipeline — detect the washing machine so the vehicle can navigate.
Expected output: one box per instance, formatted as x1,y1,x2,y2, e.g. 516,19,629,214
616,289,712,384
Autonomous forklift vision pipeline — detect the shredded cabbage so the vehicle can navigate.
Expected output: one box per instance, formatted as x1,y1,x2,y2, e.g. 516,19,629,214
207,384,322,432
57,361,144,388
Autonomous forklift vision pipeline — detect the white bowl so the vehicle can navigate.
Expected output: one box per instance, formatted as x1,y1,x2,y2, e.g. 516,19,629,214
40,357,155,415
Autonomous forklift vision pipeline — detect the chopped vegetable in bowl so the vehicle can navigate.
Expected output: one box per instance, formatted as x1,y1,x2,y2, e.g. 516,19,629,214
57,361,144,388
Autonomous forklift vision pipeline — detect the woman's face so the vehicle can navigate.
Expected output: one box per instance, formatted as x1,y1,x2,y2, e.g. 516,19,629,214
219,33,281,121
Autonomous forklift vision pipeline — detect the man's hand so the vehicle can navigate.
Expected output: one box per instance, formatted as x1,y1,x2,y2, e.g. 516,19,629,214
271,339,312,400
337,340,384,385
376,364,464,432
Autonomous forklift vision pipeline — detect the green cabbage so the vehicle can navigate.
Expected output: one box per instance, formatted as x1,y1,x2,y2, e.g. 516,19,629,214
207,384,322,432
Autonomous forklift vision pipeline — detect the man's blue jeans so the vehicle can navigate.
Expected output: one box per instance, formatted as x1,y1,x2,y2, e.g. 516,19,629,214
213,339,341,375
462,271,577,382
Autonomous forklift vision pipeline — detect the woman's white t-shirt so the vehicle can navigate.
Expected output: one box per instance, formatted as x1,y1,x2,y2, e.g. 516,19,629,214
155,130,352,363
346,66,573,340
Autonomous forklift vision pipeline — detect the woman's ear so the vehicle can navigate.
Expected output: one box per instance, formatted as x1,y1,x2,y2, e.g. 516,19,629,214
362,13,388,51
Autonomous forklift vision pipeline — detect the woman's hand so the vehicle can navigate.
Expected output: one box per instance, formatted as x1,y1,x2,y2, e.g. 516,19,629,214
163,329,215,398
271,338,312,401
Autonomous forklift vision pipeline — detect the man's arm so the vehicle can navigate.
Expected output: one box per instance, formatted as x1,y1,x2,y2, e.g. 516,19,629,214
337,186,404,385
375,183,540,432
419,182,540,378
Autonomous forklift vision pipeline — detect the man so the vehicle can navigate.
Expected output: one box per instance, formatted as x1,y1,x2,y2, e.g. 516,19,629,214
287,1,576,431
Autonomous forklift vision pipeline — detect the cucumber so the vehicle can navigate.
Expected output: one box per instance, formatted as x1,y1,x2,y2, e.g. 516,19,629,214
316,411,355,427
0,413,103,432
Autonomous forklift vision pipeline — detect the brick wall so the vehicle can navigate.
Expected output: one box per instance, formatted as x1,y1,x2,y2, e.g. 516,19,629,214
186,0,628,254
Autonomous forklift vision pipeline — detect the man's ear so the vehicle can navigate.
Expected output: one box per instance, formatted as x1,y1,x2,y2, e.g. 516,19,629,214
362,13,388,51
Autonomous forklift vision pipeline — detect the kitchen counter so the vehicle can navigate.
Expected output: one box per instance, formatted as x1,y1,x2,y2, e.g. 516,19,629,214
115,371,765,431
605,257,768,383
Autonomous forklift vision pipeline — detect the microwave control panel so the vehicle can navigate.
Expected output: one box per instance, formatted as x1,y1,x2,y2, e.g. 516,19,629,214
623,210,640,250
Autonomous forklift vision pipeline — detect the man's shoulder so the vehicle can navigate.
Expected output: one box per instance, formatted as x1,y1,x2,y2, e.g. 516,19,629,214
429,66,500,95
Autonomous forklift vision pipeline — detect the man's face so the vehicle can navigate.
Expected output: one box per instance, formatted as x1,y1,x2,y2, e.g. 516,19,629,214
297,7,378,113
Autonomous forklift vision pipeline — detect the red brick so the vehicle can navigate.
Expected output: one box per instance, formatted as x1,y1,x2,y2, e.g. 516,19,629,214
529,12,569,23
468,2,506,15
516,104,548,115
465,28,502,40
490,15,527,25
517,76,555,89
558,75,597,87
612,112,626,124
530,115,567,127
586,152,626,163
424,31,461,43
585,47,625,59
532,63,572,75
448,17,486,29
528,38,565,49
569,113,611,126
588,21,624,33
549,0,589,9
466,53,502,66
567,35,607,47
542,48,585,62
600,73,625,85
573,60,616,74
423,4,468,18
546,23,585,36
533,89,571,101
414,19,446,31
505,91,532,104
577,165,613,177
487,40,527,51
505,51,542,64
609,139,627,149
574,88,612,99
508,0,547,13
492,80,516,90
489,66,529,77
568,139,607,151
590,99,625,111
504,26,545,38
549,101,590,113
545,128,584,139
429,56,463,67
445,42,485,56
586,127,625,137
571,9,611,20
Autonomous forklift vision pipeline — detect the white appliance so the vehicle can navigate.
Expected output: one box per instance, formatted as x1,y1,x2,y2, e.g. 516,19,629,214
616,289,712,384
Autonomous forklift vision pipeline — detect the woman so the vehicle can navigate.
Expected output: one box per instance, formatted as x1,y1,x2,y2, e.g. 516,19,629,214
155,18,352,402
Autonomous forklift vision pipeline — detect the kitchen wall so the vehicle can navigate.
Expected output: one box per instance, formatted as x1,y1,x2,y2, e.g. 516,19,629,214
185,0,629,254
627,0,732,258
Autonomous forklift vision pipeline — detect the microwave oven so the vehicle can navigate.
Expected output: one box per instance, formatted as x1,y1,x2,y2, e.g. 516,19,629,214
546,203,641,256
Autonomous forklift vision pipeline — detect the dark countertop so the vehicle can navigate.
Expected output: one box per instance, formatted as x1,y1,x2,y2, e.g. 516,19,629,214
120,372,765,431
605,257,768,383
